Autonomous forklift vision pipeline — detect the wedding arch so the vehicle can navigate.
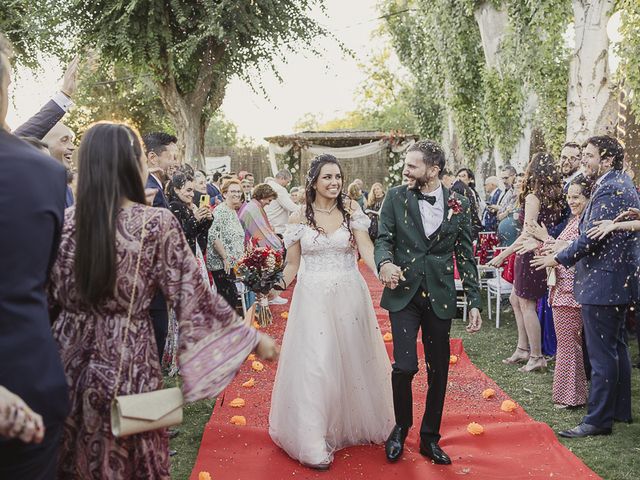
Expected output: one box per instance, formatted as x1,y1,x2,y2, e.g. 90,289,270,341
264,130,419,187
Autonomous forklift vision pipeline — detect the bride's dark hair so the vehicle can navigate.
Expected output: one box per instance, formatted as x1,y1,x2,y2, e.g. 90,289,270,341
304,154,353,243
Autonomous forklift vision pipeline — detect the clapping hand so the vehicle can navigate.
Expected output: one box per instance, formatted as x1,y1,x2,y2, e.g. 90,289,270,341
513,236,540,255
587,219,615,240
525,220,549,242
614,207,640,223
531,253,558,271
466,308,482,333
60,55,80,98
0,386,44,444
487,252,507,268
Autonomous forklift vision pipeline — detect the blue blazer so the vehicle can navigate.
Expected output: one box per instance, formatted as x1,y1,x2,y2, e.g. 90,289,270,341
13,100,66,140
483,188,502,231
0,131,70,426
556,170,640,305
146,174,169,209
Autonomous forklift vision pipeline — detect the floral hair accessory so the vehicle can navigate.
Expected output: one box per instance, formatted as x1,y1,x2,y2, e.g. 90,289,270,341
447,196,463,220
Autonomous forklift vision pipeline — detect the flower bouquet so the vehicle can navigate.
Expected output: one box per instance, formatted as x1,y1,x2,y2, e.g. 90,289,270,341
235,246,284,327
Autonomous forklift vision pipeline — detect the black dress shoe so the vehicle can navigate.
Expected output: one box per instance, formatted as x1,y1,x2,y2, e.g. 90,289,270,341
385,425,408,462
558,423,612,438
419,439,451,465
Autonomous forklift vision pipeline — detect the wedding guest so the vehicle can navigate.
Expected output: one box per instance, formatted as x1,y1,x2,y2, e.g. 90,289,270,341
348,181,366,209
239,183,283,252
20,136,49,153
207,179,246,310
13,56,79,139
482,175,501,231
264,169,298,236
141,131,178,361
1,35,69,478
241,179,253,202
41,122,76,207
168,172,213,257
457,167,485,222
497,172,524,246
533,136,640,438
48,122,278,478
451,174,482,238
489,153,564,372
441,169,456,189
193,169,212,253
365,182,385,240
289,186,303,205
354,177,369,198
207,171,224,205
559,142,583,191
521,176,592,408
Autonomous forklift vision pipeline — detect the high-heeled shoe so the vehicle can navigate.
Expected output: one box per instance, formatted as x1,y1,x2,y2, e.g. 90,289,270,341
518,355,547,372
502,346,530,365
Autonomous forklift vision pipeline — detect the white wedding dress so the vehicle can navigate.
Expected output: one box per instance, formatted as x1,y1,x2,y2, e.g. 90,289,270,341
269,210,394,466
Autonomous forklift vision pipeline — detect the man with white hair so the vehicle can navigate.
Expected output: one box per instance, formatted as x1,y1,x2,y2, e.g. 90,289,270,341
482,175,501,231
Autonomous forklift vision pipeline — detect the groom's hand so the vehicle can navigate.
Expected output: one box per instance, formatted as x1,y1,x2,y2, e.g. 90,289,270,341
380,263,401,289
465,308,482,333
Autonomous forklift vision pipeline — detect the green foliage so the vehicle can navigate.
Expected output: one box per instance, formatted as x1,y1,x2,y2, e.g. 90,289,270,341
617,0,640,117
483,67,524,158
0,0,65,68
205,111,240,148
499,0,571,152
65,64,173,137
382,0,490,164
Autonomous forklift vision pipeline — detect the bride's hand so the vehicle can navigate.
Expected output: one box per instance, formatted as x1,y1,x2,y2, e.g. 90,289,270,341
255,334,280,361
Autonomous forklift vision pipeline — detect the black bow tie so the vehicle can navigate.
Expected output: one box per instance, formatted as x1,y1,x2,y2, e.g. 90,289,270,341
416,191,437,205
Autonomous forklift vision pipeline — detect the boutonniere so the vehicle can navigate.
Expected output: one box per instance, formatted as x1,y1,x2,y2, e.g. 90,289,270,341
447,197,463,220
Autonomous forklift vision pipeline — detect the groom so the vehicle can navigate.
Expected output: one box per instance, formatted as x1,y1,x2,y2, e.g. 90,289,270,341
375,140,482,465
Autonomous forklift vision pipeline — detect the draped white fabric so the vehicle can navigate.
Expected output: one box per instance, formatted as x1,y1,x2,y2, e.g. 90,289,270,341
267,138,415,173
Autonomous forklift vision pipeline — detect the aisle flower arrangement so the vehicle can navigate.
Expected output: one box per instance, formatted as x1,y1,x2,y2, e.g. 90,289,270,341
235,246,284,326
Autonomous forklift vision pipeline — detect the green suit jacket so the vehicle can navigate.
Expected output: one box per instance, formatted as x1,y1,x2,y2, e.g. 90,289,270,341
374,184,481,317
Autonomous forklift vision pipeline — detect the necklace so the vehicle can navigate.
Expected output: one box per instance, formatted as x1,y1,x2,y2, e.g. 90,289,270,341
313,202,338,214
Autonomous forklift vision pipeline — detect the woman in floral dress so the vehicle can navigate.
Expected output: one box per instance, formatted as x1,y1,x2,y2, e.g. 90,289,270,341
48,122,278,479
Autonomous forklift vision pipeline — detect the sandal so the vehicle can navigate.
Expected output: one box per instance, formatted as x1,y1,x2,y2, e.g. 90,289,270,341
502,347,530,365
518,355,547,373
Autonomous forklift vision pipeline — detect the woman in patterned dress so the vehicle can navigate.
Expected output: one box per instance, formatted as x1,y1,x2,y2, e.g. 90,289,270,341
526,177,591,407
48,122,278,479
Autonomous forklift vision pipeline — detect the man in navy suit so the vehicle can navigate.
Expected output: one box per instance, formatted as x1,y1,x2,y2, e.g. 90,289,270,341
141,132,178,359
535,135,640,438
0,35,69,479
482,175,501,231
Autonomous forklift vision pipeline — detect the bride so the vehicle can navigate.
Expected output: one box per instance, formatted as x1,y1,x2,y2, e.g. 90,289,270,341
268,154,394,469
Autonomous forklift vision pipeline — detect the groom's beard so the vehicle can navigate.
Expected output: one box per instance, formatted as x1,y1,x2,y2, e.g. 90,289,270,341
409,174,429,190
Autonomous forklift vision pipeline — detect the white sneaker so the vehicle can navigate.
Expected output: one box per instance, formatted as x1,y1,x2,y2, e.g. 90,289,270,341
269,296,288,305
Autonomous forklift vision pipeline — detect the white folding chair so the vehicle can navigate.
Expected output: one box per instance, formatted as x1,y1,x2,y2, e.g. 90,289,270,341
485,267,512,328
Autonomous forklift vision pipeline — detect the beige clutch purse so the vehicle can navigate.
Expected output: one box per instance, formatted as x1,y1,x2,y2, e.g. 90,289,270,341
110,210,184,438
111,388,184,437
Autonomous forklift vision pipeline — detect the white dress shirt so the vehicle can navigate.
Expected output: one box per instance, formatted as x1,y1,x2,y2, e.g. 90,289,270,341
418,184,444,238
264,178,299,235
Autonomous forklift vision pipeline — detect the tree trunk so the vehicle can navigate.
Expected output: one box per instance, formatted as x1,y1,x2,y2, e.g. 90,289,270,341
566,0,618,143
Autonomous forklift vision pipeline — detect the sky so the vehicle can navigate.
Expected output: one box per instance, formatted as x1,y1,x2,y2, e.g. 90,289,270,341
7,0,385,144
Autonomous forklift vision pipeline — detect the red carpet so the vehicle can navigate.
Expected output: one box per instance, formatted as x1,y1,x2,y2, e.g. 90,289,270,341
190,265,599,479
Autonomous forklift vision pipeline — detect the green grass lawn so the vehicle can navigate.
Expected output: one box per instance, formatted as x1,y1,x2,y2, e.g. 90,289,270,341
168,305,640,480
451,306,640,480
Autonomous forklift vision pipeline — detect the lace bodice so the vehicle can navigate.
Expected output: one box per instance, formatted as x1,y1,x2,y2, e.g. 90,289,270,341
284,211,370,274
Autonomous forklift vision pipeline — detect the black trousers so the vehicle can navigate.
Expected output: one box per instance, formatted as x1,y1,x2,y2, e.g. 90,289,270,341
211,269,240,310
149,291,169,360
0,421,63,480
389,288,452,442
